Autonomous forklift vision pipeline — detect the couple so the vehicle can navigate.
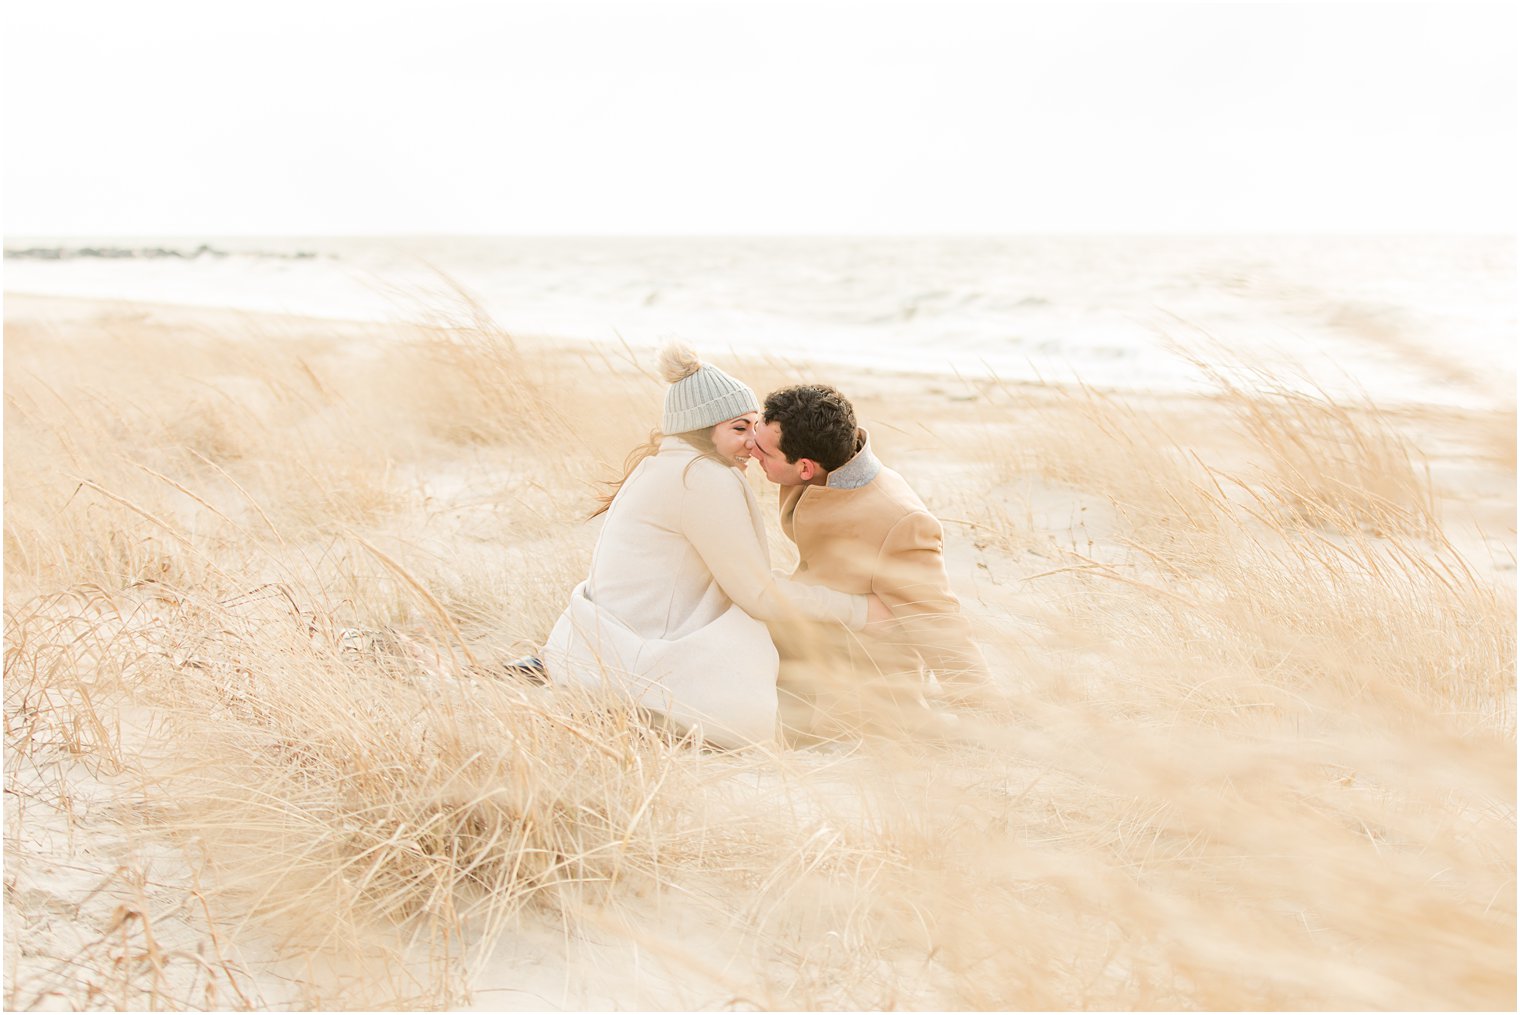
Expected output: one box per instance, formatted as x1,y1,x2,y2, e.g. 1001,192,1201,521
542,344,988,748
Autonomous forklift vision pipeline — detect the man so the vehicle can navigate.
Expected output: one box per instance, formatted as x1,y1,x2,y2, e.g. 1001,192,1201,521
747,383,990,734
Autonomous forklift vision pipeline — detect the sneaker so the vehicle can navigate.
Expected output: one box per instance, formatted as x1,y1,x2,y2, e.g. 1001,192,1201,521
499,655,548,685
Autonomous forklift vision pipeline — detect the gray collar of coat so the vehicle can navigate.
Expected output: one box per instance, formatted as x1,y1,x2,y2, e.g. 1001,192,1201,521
826,427,881,490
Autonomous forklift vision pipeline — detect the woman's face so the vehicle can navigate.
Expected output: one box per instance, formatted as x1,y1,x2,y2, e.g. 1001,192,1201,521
711,412,759,469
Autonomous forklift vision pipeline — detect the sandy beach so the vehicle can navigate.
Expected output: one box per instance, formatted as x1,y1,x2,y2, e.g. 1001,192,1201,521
4,291,1515,1010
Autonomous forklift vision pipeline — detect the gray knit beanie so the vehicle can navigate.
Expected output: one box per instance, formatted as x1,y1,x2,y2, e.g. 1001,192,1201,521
658,343,759,434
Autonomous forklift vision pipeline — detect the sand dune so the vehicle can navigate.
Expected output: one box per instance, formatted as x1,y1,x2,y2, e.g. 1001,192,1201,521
4,293,1514,1010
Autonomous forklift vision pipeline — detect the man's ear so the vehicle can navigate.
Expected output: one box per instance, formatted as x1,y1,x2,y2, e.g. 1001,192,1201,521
798,459,818,482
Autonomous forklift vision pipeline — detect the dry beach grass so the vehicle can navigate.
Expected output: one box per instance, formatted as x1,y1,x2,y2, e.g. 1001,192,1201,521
3,293,1515,1010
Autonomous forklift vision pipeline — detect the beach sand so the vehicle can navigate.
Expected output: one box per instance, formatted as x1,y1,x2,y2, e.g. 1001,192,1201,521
4,293,1514,1010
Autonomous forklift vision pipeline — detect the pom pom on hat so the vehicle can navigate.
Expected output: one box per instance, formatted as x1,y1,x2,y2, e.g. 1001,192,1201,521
657,342,760,434
659,343,703,384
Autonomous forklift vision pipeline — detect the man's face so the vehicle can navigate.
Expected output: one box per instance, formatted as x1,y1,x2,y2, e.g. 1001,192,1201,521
749,420,812,486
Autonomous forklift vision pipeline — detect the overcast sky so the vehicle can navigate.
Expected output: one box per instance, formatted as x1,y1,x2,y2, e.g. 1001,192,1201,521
3,1,1515,235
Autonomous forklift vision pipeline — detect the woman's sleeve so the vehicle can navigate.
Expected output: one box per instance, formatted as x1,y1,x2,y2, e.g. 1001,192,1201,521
680,465,868,630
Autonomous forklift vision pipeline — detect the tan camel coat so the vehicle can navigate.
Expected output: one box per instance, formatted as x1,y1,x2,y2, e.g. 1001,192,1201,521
775,429,987,685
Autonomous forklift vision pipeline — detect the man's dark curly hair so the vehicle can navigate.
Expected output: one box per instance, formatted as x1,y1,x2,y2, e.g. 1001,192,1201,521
762,384,858,472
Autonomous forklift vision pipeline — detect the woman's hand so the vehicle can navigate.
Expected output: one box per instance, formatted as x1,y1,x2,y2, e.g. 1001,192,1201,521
865,594,893,627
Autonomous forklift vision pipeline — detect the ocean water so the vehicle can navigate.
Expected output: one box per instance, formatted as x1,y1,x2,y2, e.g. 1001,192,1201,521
5,235,1514,408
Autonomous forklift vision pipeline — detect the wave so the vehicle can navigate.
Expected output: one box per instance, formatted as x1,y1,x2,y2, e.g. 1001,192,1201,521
5,244,322,261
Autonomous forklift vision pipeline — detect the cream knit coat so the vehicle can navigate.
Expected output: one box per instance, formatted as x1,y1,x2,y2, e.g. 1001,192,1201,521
544,437,867,747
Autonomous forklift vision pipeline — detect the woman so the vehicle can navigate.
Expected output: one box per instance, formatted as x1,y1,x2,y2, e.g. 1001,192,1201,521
543,344,881,748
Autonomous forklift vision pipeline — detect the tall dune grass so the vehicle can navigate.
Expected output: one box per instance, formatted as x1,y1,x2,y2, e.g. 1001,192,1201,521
5,297,1514,1009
